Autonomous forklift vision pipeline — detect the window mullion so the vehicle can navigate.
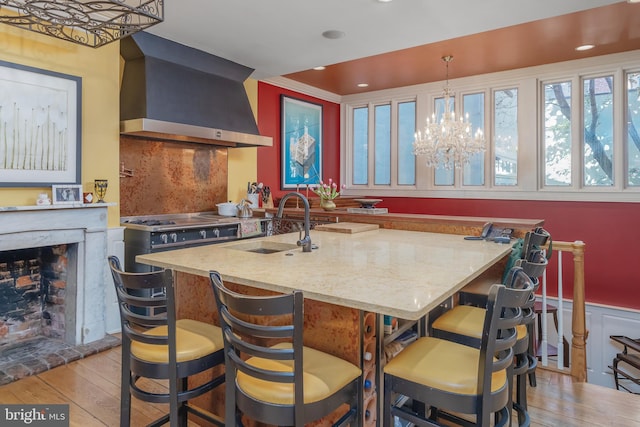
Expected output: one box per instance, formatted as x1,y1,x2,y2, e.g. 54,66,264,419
614,67,625,190
390,99,399,187
572,75,582,190
367,102,376,189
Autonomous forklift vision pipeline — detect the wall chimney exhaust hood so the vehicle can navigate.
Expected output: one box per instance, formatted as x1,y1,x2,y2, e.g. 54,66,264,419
120,32,272,147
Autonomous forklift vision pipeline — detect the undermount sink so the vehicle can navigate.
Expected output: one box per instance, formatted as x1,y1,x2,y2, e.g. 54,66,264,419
226,241,299,254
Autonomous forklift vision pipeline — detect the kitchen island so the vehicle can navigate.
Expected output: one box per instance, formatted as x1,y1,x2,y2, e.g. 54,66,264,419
136,227,512,426
137,228,511,321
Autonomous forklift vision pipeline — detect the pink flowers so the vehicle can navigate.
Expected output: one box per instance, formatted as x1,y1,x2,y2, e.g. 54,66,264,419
311,178,345,200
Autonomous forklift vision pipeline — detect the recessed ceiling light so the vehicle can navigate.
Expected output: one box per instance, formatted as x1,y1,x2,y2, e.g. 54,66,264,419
378,0,393,2
357,83,369,88
313,66,326,71
576,44,595,51
322,30,346,40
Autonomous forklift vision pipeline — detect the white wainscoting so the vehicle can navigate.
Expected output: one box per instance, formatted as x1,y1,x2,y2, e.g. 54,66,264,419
543,297,640,389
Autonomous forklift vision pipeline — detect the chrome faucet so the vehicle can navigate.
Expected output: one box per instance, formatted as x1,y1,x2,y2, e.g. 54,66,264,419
276,192,312,252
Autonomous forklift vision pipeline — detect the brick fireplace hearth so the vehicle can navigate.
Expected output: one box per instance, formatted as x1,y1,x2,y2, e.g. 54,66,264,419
0,334,120,385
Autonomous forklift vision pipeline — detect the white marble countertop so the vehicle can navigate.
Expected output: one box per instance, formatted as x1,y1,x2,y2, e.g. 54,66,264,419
0,203,115,212
136,228,512,320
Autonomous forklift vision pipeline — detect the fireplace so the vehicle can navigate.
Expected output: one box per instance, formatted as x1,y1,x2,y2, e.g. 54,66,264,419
0,205,111,346
0,245,75,346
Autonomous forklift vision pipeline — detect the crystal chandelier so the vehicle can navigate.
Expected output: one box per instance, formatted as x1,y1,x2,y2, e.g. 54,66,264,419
413,55,485,169
0,0,164,48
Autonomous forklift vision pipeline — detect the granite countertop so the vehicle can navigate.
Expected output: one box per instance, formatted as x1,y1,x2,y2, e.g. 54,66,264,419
137,228,511,320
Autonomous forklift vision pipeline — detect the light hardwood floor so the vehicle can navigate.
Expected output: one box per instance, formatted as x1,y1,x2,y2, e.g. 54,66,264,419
0,345,638,426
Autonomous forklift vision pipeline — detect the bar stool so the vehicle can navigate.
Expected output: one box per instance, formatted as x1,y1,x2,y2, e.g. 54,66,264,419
431,267,537,426
384,275,534,427
209,270,362,426
108,256,225,427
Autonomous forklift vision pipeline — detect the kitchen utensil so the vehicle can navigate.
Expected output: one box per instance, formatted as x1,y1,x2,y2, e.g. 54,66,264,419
262,186,271,203
216,201,237,216
237,199,253,218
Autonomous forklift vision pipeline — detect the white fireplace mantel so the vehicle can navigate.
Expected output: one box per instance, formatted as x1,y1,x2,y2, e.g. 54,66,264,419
0,204,114,345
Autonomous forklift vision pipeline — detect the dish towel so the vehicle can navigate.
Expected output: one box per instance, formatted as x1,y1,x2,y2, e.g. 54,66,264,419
238,219,262,238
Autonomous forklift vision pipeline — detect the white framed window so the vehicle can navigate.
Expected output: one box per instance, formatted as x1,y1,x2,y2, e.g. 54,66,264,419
582,74,614,187
374,104,391,185
626,71,640,187
398,101,416,185
493,88,518,186
543,80,573,187
341,51,640,202
348,98,417,189
352,106,368,185
462,92,486,187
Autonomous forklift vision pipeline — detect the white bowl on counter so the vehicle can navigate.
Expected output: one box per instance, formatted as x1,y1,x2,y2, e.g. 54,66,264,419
216,202,237,216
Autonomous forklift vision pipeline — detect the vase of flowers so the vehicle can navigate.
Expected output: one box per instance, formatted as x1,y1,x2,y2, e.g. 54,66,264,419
311,179,345,211
319,198,336,211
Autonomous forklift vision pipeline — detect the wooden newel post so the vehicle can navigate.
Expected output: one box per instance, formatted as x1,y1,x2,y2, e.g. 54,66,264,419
570,240,587,382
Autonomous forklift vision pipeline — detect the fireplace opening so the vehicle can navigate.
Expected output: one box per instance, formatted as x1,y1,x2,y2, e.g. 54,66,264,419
0,244,119,384
0,245,71,346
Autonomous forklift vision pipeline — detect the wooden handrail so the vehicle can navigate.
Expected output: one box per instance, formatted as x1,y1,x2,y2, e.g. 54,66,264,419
546,240,587,382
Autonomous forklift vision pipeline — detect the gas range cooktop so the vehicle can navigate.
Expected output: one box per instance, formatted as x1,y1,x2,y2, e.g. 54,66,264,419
121,212,244,231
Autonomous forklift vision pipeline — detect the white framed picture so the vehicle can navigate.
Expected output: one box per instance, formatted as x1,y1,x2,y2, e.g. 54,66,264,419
52,184,82,204
0,60,81,187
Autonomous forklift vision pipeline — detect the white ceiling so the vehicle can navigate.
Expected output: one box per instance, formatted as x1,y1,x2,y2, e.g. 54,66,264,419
147,0,622,80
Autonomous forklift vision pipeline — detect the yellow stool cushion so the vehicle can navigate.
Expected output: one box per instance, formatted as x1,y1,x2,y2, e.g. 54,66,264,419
131,319,223,363
516,324,527,341
434,307,528,343
384,337,507,395
237,342,362,405
432,305,485,339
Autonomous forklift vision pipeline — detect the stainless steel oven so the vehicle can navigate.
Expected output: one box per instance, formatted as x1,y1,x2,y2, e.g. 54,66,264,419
120,212,267,315
121,212,267,272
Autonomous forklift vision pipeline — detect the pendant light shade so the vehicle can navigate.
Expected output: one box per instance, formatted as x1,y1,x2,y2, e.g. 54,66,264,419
0,0,164,48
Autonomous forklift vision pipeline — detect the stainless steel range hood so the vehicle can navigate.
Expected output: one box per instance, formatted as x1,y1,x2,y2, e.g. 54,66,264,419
120,32,272,147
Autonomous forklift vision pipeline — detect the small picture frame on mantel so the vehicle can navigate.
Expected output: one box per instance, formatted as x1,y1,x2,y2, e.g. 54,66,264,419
52,184,82,204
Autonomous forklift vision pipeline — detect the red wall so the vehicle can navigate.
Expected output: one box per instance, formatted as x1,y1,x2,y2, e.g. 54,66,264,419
257,82,341,199
257,82,640,311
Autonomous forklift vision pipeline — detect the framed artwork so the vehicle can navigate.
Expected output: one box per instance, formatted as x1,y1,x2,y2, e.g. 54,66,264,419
281,95,322,189
0,60,82,187
52,184,82,204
